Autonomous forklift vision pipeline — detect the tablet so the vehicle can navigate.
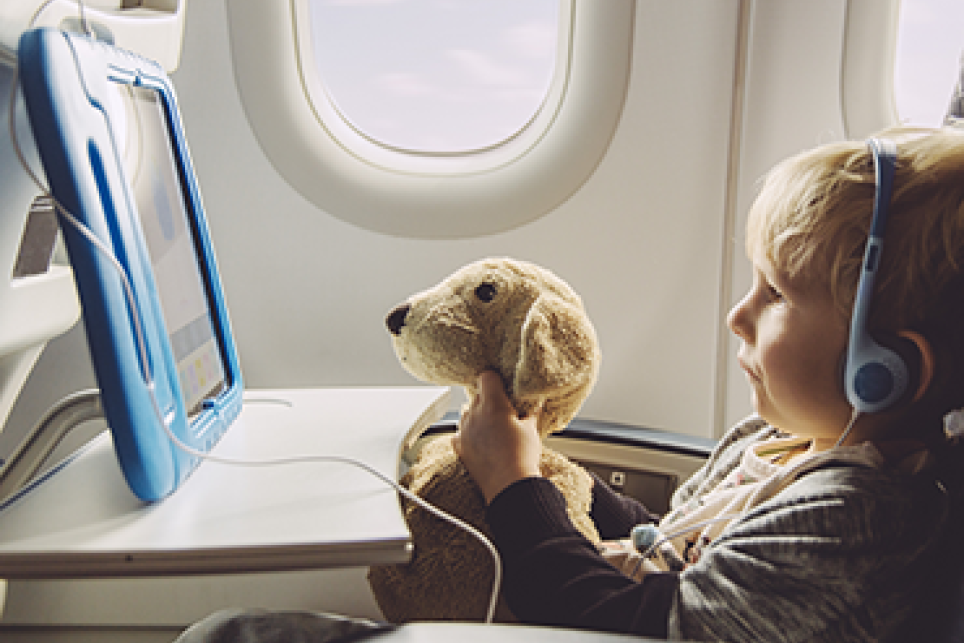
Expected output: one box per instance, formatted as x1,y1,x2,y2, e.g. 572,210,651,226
17,28,243,501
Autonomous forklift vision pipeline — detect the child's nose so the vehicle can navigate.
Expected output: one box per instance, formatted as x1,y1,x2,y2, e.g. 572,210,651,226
727,293,753,341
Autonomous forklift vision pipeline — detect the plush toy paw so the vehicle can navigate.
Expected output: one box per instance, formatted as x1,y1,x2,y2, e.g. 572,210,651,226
368,435,599,623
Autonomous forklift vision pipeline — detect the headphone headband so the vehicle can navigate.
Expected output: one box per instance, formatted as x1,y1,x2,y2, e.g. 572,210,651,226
849,138,897,351
843,138,911,413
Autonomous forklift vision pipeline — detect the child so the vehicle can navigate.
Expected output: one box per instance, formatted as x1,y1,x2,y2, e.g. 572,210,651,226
454,126,964,642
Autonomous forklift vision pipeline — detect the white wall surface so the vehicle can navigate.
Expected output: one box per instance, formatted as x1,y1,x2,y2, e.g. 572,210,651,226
169,0,740,438
2,0,899,456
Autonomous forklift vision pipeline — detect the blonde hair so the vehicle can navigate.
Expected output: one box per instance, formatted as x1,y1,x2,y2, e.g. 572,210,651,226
746,127,964,427
747,126,964,333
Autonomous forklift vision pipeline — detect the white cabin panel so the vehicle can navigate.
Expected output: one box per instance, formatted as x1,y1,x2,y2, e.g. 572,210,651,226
168,0,741,438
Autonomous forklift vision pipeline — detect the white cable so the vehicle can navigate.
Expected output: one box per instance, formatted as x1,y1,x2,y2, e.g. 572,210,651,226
76,0,92,38
148,383,503,623
834,407,862,448
26,0,94,40
27,0,61,33
8,66,155,387
6,23,502,624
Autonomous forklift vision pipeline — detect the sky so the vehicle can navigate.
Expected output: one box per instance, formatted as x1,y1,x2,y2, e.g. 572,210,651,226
308,0,559,153
307,0,964,152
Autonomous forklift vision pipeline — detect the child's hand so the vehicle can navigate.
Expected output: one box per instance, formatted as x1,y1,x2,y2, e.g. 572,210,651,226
452,371,543,504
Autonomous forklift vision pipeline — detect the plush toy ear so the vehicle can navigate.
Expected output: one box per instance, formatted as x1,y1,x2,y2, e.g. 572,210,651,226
513,293,599,429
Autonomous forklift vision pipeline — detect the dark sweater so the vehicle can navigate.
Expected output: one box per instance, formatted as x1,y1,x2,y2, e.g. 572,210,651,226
486,420,949,642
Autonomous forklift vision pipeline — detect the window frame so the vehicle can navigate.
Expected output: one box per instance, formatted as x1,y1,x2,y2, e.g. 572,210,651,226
225,0,635,239
841,0,900,138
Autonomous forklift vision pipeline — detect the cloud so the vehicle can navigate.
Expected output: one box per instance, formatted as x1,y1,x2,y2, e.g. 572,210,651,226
505,20,557,59
447,49,527,87
376,72,443,98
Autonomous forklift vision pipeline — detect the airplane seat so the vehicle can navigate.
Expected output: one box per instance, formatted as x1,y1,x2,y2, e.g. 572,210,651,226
895,67,964,641
910,58,964,643
0,0,187,619
944,49,964,128
0,64,78,447
896,452,964,643
0,3,189,430
932,480,964,643
0,29,81,625
172,609,668,643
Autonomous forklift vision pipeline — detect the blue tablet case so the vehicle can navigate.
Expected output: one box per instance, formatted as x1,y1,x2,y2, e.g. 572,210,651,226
17,28,243,501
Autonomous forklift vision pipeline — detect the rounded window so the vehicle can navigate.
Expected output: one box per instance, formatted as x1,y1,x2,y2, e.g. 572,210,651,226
226,0,635,238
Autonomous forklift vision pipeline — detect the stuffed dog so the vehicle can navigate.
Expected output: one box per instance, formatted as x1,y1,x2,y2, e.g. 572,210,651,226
368,257,602,622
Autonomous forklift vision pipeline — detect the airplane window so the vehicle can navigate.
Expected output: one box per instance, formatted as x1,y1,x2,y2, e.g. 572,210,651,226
306,0,561,154
895,0,964,126
227,1,632,238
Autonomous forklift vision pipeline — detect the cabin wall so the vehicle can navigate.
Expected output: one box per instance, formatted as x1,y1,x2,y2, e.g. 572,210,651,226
172,0,741,438
1,0,897,457
1,0,741,446
723,0,850,429
4,0,899,455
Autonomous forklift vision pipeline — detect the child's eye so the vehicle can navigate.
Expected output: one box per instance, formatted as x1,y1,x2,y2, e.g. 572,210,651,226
765,284,784,303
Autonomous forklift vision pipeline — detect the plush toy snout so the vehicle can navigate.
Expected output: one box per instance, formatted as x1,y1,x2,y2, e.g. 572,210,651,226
385,303,410,336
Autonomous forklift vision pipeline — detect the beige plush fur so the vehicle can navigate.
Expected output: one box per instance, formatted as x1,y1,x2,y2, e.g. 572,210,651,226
368,257,602,623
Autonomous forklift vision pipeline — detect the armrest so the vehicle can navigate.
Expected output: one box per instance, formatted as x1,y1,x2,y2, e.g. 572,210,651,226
385,622,667,643
177,611,668,643
417,415,714,515
424,413,715,460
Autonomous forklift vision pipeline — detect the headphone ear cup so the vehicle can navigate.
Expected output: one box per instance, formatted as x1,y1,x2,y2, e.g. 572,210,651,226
875,333,923,407
845,333,923,413
844,333,923,413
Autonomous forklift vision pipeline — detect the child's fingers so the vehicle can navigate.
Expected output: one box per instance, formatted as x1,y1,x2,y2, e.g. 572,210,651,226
474,370,512,411
453,371,544,501
475,370,543,424
454,372,506,456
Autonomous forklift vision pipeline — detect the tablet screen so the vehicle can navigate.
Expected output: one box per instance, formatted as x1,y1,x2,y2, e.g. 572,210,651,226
125,86,226,419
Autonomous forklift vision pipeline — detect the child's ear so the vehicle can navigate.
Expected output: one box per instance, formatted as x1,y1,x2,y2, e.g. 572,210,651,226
898,330,935,402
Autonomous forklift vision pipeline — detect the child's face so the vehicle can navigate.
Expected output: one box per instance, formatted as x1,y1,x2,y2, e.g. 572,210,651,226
728,249,854,449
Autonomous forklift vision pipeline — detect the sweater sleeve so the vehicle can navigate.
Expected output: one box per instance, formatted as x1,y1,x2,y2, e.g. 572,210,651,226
588,471,660,539
486,477,679,638
669,465,947,642
489,465,946,643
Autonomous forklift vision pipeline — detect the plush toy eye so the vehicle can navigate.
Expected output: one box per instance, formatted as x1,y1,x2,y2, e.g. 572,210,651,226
474,283,497,303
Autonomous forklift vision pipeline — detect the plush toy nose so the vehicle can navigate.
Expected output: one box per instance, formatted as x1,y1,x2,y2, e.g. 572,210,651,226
386,304,411,335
